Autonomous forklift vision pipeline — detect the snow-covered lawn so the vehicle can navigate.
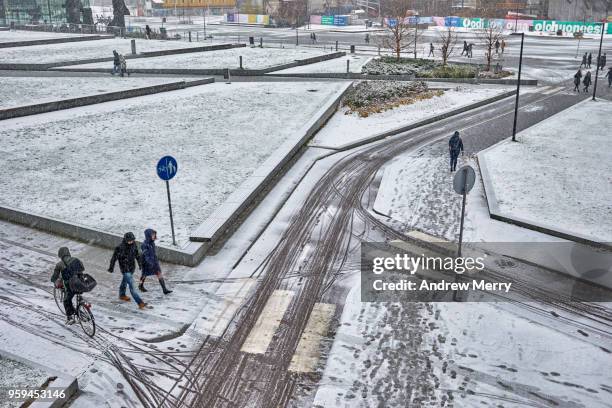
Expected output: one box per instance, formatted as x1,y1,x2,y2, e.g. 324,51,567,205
479,99,612,244
0,30,99,43
272,54,372,74
0,81,346,246
59,46,333,70
0,76,191,109
0,38,207,64
311,85,510,149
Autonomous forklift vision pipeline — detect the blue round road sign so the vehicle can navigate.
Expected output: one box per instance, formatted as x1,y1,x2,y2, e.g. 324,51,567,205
157,156,178,181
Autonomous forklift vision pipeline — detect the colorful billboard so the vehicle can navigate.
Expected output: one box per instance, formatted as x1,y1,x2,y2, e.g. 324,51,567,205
533,20,605,34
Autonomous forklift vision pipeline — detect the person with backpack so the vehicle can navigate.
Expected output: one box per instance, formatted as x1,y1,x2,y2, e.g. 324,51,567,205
139,229,172,295
108,232,147,309
50,247,84,325
448,131,464,172
583,71,592,93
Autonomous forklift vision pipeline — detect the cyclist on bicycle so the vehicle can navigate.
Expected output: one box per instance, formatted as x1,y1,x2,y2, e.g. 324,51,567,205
50,247,78,325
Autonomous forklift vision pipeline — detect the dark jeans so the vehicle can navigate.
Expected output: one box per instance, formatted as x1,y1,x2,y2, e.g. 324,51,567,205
64,288,76,317
450,152,460,171
120,272,142,304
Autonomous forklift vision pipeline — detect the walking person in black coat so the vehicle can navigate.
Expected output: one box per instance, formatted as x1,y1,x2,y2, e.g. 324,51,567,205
139,229,172,295
583,71,592,93
573,69,582,92
108,232,147,309
581,52,587,68
587,52,592,68
448,131,464,172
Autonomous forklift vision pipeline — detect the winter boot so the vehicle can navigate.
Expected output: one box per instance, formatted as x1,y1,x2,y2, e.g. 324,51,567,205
138,280,148,292
119,295,131,301
138,302,148,310
159,278,173,295
66,316,76,325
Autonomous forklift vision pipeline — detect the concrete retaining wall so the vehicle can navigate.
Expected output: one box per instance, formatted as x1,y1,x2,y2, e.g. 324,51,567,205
0,43,245,70
0,78,214,120
0,34,113,48
266,72,537,85
50,51,347,76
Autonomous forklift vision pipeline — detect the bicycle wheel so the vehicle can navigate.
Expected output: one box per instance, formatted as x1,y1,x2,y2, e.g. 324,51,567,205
77,303,96,338
53,286,65,315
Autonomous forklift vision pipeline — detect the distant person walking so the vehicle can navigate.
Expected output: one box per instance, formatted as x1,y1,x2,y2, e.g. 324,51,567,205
581,52,587,68
573,69,582,92
605,67,612,88
583,71,592,93
365,33,370,44
461,40,468,56
145,24,152,40
119,53,128,77
139,229,172,295
448,131,464,172
467,43,473,58
108,232,147,310
500,39,506,54
587,52,592,68
495,39,500,54
599,53,607,70
429,42,434,57
112,50,120,75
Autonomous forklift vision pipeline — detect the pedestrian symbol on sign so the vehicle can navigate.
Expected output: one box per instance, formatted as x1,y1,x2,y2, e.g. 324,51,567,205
157,156,178,181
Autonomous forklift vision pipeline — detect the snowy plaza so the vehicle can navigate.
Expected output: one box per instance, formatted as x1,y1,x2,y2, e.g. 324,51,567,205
0,10,611,408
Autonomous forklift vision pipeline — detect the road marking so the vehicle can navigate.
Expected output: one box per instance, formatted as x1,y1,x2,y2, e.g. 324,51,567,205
289,303,336,373
542,86,563,95
193,278,256,338
241,290,294,354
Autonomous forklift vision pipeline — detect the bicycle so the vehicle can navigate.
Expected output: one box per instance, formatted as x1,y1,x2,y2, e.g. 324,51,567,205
53,282,96,338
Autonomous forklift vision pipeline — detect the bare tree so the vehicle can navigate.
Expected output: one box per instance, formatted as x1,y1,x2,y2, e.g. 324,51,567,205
437,26,457,66
476,19,504,71
379,0,417,61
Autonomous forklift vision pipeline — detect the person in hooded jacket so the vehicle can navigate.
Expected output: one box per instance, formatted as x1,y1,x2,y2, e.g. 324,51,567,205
605,66,612,88
587,52,592,68
448,131,464,172
139,229,172,294
573,69,582,92
109,232,147,309
50,247,77,325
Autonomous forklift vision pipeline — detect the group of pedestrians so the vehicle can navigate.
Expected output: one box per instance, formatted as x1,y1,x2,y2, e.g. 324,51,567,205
460,41,474,58
580,52,607,70
574,51,610,92
52,228,172,325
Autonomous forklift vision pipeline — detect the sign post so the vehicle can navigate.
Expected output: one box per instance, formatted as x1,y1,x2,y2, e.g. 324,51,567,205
156,156,178,246
452,165,476,257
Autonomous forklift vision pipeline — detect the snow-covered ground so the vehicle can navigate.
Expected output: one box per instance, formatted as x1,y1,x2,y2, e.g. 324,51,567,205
0,37,208,64
59,46,333,70
311,85,511,149
0,30,99,43
479,99,612,244
0,356,50,408
272,54,372,74
0,81,346,245
0,76,192,109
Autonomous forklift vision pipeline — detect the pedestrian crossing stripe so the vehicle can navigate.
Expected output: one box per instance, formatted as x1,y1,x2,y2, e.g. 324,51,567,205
241,290,294,354
289,303,336,373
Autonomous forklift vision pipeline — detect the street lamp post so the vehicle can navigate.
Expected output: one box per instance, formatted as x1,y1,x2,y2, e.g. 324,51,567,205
512,32,524,142
592,20,605,101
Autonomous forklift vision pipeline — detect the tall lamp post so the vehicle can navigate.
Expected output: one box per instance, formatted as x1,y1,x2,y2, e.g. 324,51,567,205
592,20,605,101
512,32,524,142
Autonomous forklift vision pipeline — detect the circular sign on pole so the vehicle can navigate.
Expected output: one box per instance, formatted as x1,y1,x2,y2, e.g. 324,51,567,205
453,165,476,195
157,156,178,181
